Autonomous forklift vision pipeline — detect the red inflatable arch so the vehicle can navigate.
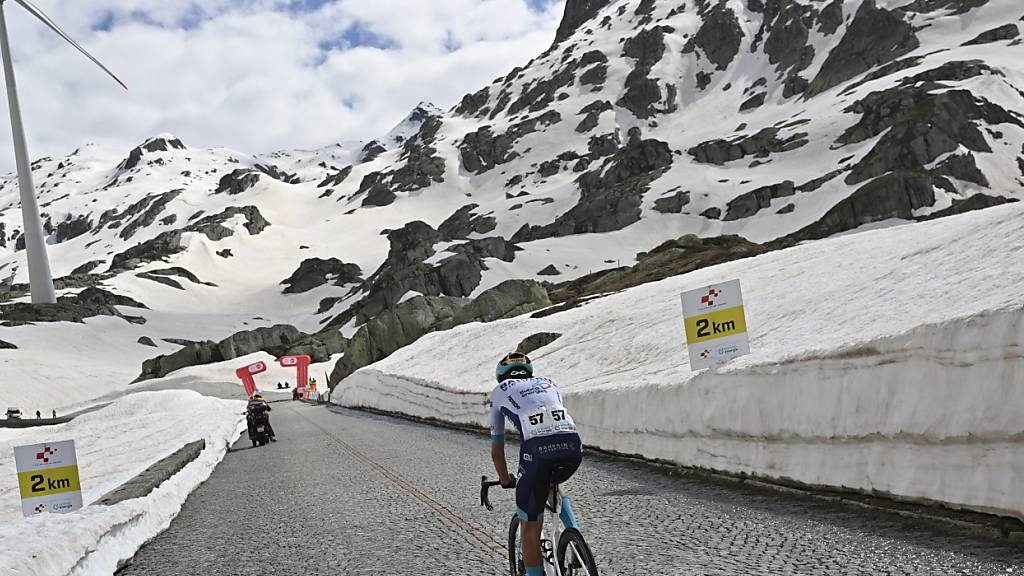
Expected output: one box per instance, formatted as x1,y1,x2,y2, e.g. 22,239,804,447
278,355,311,395
235,360,268,397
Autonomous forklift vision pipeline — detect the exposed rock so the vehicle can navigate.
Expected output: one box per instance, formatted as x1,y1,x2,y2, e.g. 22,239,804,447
516,134,673,241
842,88,1021,184
138,336,157,347
254,163,300,184
759,0,816,75
808,0,920,96
119,190,182,241
360,141,387,163
547,235,767,305
454,87,490,117
0,339,16,350
724,181,795,221
282,258,363,294
701,207,722,220
70,260,104,275
452,280,551,325
917,193,1018,221
438,204,498,241
689,128,808,165
538,265,562,276
517,332,562,355
653,190,691,214
117,136,186,171
555,0,614,43
818,0,844,35
783,75,810,98
901,0,989,14
618,26,672,118
459,111,562,174
1,287,146,326
55,214,93,244
139,267,216,288
328,296,468,385
215,169,262,195
739,93,766,111
684,3,743,71
508,65,577,117
962,24,1020,46
775,171,937,245
109,206,269,272
576,100,613,133
318,166,352,189
76,287,147,309
217,249,233,259
777,203,796,214
137,273,183,290
932,153,989,187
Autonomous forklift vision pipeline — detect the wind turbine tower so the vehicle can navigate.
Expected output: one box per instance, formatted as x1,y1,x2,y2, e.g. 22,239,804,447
0,0,125,304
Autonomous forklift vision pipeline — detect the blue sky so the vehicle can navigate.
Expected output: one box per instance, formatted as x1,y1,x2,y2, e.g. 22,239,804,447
0,0,567,171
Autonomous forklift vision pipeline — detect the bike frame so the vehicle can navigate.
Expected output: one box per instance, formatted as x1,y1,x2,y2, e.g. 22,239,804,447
481,477,578,576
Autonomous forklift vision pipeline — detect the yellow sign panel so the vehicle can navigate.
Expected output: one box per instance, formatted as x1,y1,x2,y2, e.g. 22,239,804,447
684,305,748,344
17,465,82,499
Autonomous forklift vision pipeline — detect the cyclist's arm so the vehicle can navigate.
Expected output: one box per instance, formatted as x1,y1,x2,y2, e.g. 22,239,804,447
489,397,513,487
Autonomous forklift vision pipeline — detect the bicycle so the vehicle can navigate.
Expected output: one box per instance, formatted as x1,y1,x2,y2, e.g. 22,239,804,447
480,475,599,576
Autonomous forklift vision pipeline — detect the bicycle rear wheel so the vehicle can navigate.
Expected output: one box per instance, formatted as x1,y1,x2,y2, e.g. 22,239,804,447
557,528,598,576
507,514,525,576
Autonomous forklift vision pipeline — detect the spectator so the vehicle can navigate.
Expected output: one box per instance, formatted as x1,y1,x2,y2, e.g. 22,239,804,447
35,410,41,419
52,409,57,419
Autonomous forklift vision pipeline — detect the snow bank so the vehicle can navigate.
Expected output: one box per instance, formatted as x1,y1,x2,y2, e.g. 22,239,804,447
0,390,244,575
336,202,1024,519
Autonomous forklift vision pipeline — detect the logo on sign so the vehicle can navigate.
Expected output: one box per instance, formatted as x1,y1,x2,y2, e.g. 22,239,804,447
700,288,720,308
282,357,297,366
249,363,265,373
36,447,57,464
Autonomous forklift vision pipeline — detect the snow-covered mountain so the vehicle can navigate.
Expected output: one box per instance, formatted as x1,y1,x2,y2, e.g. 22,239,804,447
1,0,1023,408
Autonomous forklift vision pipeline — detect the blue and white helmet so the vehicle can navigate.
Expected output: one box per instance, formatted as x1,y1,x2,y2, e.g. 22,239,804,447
496,352,533,383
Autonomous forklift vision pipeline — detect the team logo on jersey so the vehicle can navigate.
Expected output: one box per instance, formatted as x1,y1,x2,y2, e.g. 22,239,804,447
507,395,521,410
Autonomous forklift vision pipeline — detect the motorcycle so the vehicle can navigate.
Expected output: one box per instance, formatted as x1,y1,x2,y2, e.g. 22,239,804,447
247,409,273,447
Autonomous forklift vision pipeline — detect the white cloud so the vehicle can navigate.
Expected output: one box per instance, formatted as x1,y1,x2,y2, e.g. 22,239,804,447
0,0,566,172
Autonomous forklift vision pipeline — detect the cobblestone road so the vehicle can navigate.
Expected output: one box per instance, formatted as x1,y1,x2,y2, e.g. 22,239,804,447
121,402,1024,575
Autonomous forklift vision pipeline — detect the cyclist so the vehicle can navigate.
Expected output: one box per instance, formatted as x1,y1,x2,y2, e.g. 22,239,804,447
247,393,276,442
490,352,582,576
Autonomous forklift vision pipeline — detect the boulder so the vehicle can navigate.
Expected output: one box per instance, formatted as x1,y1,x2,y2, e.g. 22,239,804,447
517,332,563,356
653,190,691,214
138,336,157,347
282,258,363,294
724,181,795,221
917,193,1018,221
329,295,469,384
452,280,551,325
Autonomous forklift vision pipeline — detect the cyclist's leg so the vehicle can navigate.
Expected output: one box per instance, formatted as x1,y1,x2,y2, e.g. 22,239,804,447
551,434,583,529
516,440,551,576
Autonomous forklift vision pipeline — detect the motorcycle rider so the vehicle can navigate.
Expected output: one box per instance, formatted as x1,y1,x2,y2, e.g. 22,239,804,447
247,393,276,442
489,352,582,576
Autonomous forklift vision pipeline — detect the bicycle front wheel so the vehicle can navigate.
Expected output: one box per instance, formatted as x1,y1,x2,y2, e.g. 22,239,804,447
557,528,598,576
507,514,525,576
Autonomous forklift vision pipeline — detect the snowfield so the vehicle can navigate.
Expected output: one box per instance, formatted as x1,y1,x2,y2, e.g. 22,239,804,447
0,390,244,576
337,201,1024,520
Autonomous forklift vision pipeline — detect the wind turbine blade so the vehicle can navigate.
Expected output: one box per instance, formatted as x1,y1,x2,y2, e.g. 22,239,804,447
12,0,127,89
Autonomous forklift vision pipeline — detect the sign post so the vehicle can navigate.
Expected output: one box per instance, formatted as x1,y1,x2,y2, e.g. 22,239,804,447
681,279,750,370
15,440,83,517
235,360,268,397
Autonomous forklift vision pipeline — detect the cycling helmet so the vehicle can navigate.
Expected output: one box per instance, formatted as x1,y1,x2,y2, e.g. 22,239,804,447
496,352,533,383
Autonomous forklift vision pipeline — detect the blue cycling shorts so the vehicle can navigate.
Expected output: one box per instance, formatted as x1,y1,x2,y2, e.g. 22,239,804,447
516,433,582,521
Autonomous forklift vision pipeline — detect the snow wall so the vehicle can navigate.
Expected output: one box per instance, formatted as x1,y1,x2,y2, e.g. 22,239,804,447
342,306,1023,520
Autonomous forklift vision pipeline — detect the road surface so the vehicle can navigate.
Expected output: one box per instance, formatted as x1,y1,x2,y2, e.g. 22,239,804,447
120,401,1024,575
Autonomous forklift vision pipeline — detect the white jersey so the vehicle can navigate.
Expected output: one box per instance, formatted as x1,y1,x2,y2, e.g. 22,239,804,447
489,377,577,442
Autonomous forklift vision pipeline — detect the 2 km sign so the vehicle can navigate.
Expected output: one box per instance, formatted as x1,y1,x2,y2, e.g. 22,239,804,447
681,279,750,370
14,440,83,517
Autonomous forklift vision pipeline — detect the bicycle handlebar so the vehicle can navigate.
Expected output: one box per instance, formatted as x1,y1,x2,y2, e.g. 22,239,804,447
480,475,506,511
